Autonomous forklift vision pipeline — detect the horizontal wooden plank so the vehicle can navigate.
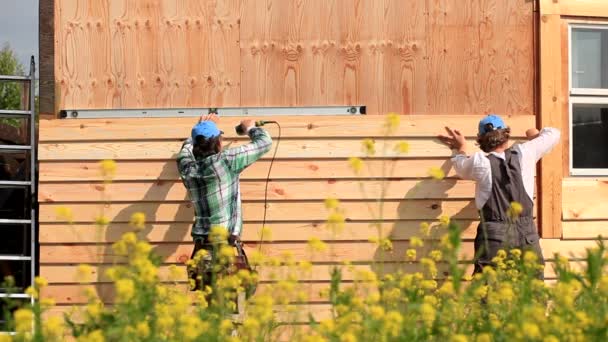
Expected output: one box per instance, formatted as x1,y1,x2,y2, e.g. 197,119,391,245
39,115,534,142
40,241,478,264
39,200,479,223
540,0,608,17
38,239,585,265
40,260,570,288
39,179,477,202
562,221,608,240
39,138,526,161
563,179,608,220
39,159,460,182
39,221,480,243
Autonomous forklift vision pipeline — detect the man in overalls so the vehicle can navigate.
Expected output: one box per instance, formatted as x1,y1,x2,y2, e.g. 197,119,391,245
439,115,560,276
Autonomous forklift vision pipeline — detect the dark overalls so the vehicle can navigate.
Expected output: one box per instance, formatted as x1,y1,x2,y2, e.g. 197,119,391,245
473,149,544,278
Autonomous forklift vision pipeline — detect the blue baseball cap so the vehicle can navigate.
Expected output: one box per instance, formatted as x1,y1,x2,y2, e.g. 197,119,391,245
478,114,506,135
191,121,223,140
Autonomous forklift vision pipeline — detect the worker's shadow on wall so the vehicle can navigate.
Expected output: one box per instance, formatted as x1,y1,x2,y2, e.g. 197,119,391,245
96,157,190,301
371,159,476,280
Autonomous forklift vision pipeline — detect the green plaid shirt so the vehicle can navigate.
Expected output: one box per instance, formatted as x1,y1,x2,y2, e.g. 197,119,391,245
177,128,272,241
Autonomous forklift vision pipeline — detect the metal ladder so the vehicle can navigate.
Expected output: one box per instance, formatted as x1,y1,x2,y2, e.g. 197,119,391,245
0,56,36,306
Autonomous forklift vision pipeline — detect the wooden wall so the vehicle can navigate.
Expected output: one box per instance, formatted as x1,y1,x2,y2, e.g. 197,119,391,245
48,0,535,115
38,114,602,319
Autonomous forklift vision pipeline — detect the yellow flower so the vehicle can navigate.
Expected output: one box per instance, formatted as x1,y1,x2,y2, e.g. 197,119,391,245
348,157,364,175
522,322,540,339
451,335,468,342
55,206,73,223
508,201,523,219
210,226,228,243
86,302,102,319
14,308,33,333
385,112,401,132
543,335,559,342
438,281,454,297
428,166,445,180
419,222,431,236
259,226,273,241
510,248,522,260
474,285,489,299
430,250,442,261
362,138,376,156
421,258,438,278
34,276,48,288
523,250,538,265
379,238,393,251
394,141,410,154
78,330,104,342
40,297,56,308
129,212,146,230
439,215,450,226
76,264,93,283
369,305,385,319
327,212,346,233
136,322,150,338
43,316,64,338
420,303,435,326
324,198,340,209
95,215,110,226
405,249,417,261
308,237,327,252
340,332,357,342
410,236,424,248
99,159,117,181
115,278,135,302
476,333,492,342
25,286,38,299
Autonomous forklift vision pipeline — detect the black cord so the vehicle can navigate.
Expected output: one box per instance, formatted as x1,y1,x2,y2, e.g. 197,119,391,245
256,122,281,257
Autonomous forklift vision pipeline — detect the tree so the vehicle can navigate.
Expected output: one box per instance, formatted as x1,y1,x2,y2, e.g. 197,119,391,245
0,44,26,128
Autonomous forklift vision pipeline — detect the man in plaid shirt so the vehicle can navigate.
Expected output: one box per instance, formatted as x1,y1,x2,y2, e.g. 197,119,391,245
177,114,272,244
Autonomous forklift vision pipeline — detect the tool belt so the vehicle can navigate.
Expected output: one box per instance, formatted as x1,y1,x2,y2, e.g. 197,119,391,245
187,235,257,298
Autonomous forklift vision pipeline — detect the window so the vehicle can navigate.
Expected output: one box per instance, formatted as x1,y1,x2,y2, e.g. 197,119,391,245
569,25,608,175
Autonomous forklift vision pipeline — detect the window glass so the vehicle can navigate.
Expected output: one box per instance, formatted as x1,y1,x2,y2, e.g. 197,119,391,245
572,28,608,89
572,103,608,169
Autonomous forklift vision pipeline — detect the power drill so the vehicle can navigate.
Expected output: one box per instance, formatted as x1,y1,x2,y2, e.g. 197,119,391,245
235,120,277,135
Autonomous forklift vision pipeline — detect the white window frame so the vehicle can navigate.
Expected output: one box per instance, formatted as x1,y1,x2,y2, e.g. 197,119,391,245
568,24,608,176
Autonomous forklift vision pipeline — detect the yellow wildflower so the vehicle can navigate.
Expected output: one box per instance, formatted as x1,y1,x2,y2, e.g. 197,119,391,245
510,248,522,260
522,322,540,339
25,286,38,299
369,305,385,319
523,250,538,266
428,167,446,180
40,297,55,308
129,212,146,230
405,248,417,261
362,138,376,156
385,310,403,337
55,206,73,223
308,237,328,252
543,336,559,342
86,302,102,319
340,332,357,342
451,335,468,342
438,281,454,297
421,258,438,278
99,159,117,181
474,285,489,299
385,112,400,132
43,316,64,338
379,238,393,251
14,308,33,333
508,201,523,219
78,330,104,342
95,215,110,226
34,276,48,288
259,226,273,241
348,157,364,174
410,236,424,248
420,303,435,326
76,264,93,283
324,198,340,209
136,322,150,338
430,250,442,261
476,333,492,342
115,278,135,302
210,226,228,243
419,222,431,236
394,141,410,154
439,215,450,226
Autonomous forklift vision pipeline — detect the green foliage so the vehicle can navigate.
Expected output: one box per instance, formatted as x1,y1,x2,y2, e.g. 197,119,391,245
0,44,26,128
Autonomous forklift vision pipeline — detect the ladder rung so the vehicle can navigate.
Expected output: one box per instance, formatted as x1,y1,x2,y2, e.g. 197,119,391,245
0,293,30,299
0,145,31,151
0,109,31,117
0,75,31,82
0,181,31,187
0,255,31,261
0,219,31,224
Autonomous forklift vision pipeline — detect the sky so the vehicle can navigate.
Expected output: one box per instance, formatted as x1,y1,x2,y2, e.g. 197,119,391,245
0,0,39,75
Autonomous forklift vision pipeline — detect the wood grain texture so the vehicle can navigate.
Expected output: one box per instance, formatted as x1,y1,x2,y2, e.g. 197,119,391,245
38,221,480,243
540,0,608,17
538,14,564,238
38,200,479,223
39,179,477,202
55,0,241,110
38,159,460,181
38,115,533,141
563,179,608,221
238,0,534,115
